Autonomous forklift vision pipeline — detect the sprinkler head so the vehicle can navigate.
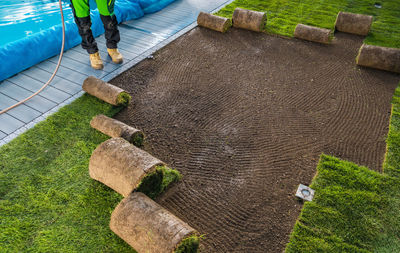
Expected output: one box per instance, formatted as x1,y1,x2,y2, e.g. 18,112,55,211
295,184,315,201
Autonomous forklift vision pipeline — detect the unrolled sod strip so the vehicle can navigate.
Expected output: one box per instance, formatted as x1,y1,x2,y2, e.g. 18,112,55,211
294,24,332,44
90,114,144,145
110,192,198,253
82,76,131,106
335,12,373,36
89,137,164,197
232,8,266,32
197,12,232,33
356,44,400,73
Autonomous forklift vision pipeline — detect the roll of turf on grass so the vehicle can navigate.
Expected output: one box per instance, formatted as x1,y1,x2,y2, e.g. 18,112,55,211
294,24,332,44
335,12,373,36
90,114,144,146
110,192,199,253
82,76,131,106
356,44,400,73
89,137,164,197
232,8,266,32
197,12,232,33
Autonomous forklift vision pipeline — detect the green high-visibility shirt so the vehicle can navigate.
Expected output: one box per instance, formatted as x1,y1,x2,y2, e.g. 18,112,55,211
71,0,115,18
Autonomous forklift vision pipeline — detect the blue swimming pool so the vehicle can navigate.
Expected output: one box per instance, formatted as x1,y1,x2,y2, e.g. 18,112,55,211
0,0,176,82
0,0,73,47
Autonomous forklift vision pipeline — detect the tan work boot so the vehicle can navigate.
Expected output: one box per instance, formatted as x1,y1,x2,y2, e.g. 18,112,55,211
89,52,104,70
107,48,123,64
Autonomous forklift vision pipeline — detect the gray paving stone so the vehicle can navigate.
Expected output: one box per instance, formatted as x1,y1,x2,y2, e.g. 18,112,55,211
52,52,119,73
36,62,89,84
24,95,57,113
41,86,71,104
0,81,59,113
0,80,33,100
0,93,18,110
50,78,82,95
23,66,82,86
0,130,6,140
7,104,42,123
0,113,24,134
7,74,70,104
63,49,112,65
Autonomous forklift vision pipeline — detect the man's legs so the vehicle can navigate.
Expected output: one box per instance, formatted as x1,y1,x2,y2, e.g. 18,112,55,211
70,0,98,54
70,0,103,69
96,0,123,63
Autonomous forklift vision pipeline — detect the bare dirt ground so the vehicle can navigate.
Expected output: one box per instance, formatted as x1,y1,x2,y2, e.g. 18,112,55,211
110,28,400,252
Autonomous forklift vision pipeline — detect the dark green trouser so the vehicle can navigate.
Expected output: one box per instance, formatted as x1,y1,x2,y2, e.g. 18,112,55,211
70,0,120,54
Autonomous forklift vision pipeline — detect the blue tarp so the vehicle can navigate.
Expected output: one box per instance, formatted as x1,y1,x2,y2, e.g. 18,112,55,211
139,0,175,14
0,0,174,82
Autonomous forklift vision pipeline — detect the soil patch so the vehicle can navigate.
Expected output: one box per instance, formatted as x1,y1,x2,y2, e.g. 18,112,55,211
110,28,399,252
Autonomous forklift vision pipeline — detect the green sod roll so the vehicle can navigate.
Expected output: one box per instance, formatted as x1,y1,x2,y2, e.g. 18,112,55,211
335,12,373,36
197,12,232,33
82,76,131,106
294,24,332,44
110,192,198,253
89,137,164,197
90,114,144,146
356,44,400,73
232,8,266,32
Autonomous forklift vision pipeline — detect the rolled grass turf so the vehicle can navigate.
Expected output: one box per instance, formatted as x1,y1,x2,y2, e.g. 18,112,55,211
83,76,131,106
89,137,165,197
197,12,232,33
110,192,198,253
90,114,144,146
232,8,266,32
356,44,400,74
294,24,331,44
334,12,373,36
216,0,400,49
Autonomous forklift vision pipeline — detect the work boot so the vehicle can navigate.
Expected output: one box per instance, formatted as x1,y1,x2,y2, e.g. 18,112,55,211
107,48,123,64
89,52,104,70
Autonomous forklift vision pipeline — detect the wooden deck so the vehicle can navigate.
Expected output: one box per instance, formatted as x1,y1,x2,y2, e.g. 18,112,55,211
0,0,233,146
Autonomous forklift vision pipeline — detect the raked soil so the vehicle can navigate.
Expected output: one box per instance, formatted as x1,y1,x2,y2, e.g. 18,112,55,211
110,27,400,252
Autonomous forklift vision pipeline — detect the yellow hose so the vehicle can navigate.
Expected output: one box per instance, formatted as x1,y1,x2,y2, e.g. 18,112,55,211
0,0,66,115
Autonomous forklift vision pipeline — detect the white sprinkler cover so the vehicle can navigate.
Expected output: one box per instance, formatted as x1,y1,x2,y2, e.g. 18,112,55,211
295,184,315,201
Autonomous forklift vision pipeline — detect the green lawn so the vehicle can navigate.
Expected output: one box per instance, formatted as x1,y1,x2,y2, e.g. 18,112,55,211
0,95,134,252
286,155,400,252
217,0,400,48
1,0,400,252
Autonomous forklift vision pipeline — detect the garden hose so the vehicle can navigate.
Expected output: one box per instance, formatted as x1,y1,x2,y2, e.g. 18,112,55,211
0,0,66,115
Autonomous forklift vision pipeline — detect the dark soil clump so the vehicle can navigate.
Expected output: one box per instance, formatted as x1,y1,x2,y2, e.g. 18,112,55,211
110,28,399,252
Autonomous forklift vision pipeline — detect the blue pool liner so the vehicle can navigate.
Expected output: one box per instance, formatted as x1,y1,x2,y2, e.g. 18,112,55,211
0,0,173,82
139,0,176,14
